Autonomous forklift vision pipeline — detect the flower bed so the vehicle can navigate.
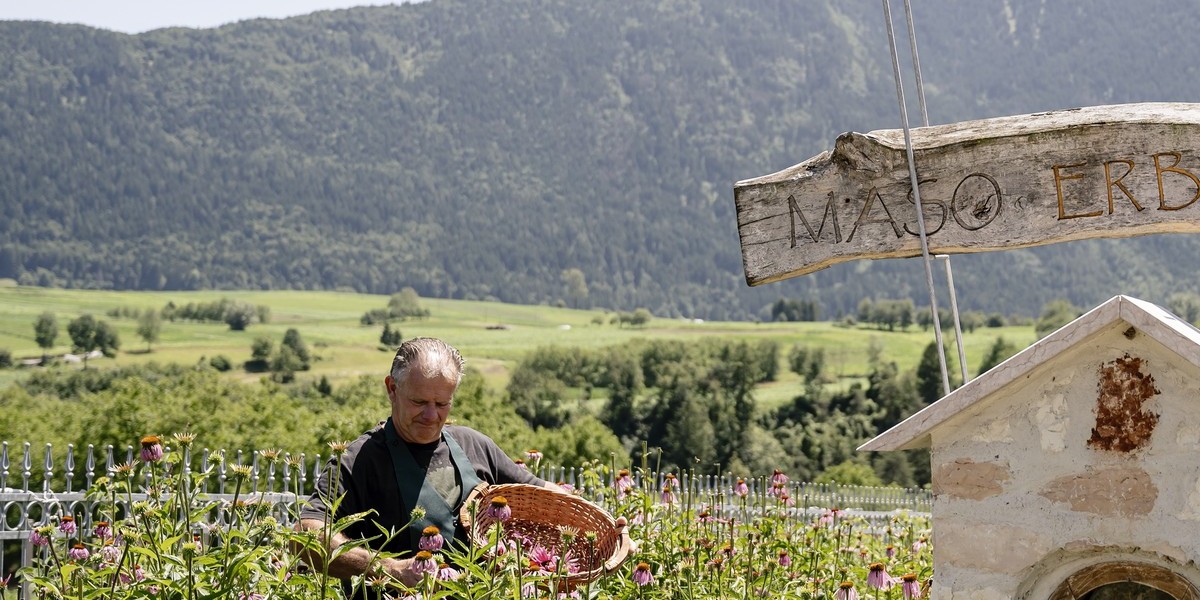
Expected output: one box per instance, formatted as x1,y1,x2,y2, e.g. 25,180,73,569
21,436,933,599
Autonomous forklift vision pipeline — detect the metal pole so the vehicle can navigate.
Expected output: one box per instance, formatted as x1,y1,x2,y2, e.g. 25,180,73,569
902,0,930,127
938,255,970,383
881,0,951,397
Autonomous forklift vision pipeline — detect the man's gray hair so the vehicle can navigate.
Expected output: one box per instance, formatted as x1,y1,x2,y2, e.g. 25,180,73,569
390,337,466,385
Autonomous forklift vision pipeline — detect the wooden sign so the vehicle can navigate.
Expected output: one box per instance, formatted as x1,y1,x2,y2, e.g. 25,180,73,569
733,102,1200,286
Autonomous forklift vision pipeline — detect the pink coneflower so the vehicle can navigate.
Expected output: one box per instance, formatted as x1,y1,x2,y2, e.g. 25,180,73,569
819,507,842,527
556,481,576,494
660,482,676,505
526,545,557,574
489,538,516,558
30,529,50,547
68,543,90,562
911,536,928,553
733,478,749,498
834,581,858,600
411,550,437,578
771,468,789,486
419,525,444,552
140,435,164,463
521,581,539,598
778,491,796,507
437,562,460,581
525,449,542,463
632,562,653,586
614,469,634,495
901,573,923,599
119,564,147,584
59,515,77,536
513,458,528,471
94,521,111,539
886,545,896,559
867,562,894,590
100,542,121,563
777,549,792,567
486,496,512,522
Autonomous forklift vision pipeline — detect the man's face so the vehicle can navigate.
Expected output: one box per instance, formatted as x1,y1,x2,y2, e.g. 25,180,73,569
386,366,458,444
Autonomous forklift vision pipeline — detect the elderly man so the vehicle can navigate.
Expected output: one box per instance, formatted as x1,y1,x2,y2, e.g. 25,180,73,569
297,337,556,593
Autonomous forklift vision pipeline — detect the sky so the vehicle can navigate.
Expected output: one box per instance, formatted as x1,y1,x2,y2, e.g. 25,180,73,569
0,1,410,34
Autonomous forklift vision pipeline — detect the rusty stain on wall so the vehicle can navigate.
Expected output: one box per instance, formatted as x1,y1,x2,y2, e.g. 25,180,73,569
1088,354,1159,453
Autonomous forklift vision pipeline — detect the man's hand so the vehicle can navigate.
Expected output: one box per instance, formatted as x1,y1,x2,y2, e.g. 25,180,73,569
384,557,422,588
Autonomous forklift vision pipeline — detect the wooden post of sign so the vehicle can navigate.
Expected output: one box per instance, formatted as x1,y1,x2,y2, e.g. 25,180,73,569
733,102,1200,286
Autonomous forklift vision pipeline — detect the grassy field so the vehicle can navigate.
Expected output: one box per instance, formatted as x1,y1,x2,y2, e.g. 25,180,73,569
0,282,1038,403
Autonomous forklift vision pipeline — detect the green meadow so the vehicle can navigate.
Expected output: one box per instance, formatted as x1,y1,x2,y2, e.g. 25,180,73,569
0,282,1038,404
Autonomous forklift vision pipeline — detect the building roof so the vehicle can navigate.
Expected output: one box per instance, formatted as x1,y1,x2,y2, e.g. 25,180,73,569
859,295,1200,451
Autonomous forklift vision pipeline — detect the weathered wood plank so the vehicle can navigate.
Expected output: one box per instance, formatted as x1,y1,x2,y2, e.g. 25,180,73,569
733,102,1200,286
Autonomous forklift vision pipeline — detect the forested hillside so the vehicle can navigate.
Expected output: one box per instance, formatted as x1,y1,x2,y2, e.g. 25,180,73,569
3,0,1199,319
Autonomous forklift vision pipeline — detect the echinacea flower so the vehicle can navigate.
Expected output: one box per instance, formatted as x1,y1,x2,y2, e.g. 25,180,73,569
632,562,653,586
771,468,789,486
94,521,111,539
911,536,928,553
660,482,676,505
901,573,923,599
526,545,557,574
514,458,528,471
558,525,579,544
777,549,792,567
139,435,164,463
867,562,894,589
30,529,50,547
419,525,444,552
59,515,77,536
100,542,121,562
68,544,90,562
486,496,512,522
733,478,749,498
526,449,543,462
834,581,858,600
120,564,146,584
614,469,634,495
411,550,437,577
437,562,460,581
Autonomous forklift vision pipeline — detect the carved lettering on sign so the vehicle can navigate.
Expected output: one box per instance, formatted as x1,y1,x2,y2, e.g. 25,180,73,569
734,103,1200,285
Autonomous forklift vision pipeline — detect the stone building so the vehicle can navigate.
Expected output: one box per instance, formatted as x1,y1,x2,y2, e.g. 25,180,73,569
861,295,1200,599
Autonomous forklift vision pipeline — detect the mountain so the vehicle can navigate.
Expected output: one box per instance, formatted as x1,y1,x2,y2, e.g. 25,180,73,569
2,0,1199,320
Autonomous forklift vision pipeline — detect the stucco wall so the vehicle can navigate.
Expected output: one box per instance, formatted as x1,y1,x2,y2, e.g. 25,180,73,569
926,322,1200,599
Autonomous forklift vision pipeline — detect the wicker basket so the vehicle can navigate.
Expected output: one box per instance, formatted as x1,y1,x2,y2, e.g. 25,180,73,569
459,483,632,585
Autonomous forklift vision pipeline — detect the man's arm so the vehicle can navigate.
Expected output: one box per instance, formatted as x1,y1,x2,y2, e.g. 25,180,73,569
294,518,423,588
